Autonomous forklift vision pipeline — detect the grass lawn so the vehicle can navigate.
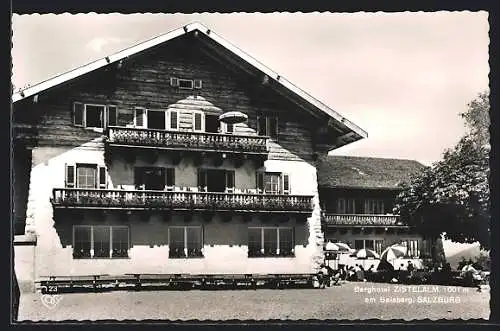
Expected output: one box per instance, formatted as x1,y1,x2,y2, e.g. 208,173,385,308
17,281,489,321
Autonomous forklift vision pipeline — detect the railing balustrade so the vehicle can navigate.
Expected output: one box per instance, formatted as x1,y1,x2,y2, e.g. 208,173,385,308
51,188,313,213
106,126,269,154
323,213,400,226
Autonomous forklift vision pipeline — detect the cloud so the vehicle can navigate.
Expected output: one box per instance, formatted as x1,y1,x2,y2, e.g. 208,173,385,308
86,36,122,53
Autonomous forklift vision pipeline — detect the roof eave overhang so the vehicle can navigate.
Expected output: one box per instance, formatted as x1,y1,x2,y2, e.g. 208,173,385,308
12,22,368,145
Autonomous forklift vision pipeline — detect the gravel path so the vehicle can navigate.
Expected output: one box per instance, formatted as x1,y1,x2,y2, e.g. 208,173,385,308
18,282,490,321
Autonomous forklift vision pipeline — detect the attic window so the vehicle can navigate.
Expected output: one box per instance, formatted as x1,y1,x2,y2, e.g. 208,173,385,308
170,77,202,90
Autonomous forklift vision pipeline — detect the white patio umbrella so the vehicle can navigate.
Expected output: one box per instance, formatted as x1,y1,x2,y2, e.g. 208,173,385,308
219,111,248,124
324,241,338,251
462,265,477,273
354,249,380,259
334,242,352,252
380,245,407,261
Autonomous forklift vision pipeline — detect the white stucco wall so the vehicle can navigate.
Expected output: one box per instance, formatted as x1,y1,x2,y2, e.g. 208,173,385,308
25,138,324,279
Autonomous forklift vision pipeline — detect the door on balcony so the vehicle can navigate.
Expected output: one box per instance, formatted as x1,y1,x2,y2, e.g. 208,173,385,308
205,114,219,133
135,167,166,190
198,169,235,192
147,110,166,130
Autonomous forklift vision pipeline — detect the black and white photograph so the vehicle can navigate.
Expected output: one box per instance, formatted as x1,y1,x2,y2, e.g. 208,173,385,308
11,12,491,321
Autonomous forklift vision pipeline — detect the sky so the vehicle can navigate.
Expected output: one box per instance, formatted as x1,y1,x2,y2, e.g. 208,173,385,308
12,12,489,166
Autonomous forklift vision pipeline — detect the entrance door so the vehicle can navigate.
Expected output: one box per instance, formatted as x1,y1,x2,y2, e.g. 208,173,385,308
147,110,166,130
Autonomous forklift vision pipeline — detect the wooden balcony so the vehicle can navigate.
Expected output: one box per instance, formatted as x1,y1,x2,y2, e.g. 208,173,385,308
323,213,402,226
105,126,269,155
51,188,313,213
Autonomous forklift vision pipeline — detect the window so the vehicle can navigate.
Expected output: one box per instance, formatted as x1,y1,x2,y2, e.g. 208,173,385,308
257,115,278,139
77,165,97,189
167,110,179,130
73,225,129,259
256,172,290,194
354,239,385,254
66,164,106,189
248,227,294,257
170,76,202,90
337,198,356,214
221,122,234,134
364,199,385,214
168,226,203,258
193,111,205,132
73,103,115,129
402,239,420,258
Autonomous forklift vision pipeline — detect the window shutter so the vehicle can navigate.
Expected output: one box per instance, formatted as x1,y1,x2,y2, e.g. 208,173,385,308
98,166,107,189
169,110,178,130
337,198,346,214
107,106,117,127
225,171,235,193
197,169,207,191
282,173,290,195
166,168,175,190
364,200,371,214
194,79,202,89
170,77,179,87
194,112,203,131
269,116,278,139
65,164,76,188
134,108,145,128
73,102,84,127
256,172,264,193
257,116,266,136
134,168,144,190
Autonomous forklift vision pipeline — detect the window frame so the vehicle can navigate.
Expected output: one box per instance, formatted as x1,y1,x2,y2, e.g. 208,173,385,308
256,171,289,194
66,163,106,189
72,225,130,259
257,115,279,139
247,227,295,258
178,79,194,90
84,103,106,129
134,107,147,128
166,110,180,131
168,226,204,259
192,111,205,132
72,102,117,129
353,238,385,255
364,199,385,214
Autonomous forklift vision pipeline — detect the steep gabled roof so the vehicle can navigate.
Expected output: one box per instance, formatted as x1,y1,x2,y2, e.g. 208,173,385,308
317,155,427,190
12,22,367,144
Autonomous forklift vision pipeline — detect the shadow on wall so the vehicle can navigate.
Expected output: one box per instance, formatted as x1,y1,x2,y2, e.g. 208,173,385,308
52,209,310,249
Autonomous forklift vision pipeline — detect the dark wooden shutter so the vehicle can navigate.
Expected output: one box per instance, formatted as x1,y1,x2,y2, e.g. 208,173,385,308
134,168,144,189
197,169,207,191
170,77,179,87
65,164,75,188
169,110,178,130
257,116,266,136
225,171,235,193
194,112,203,131
166,168,175,190
282,173,290,195
98,166,107,189
73,102,84,127
134,108,144,128
269,116,278,139
107,106,117,127
256,172,264,193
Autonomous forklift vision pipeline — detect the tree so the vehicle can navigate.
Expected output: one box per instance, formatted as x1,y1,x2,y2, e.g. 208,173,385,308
394,91,490,250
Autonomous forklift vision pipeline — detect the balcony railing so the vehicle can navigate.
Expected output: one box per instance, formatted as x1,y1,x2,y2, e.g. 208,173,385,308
105,126,269,155
51,188,313,213
323,213,401,226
